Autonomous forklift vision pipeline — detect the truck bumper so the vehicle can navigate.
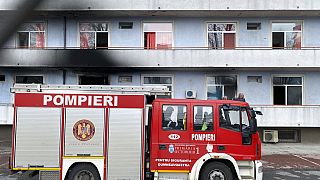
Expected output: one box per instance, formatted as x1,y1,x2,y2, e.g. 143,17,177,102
255,160,263,180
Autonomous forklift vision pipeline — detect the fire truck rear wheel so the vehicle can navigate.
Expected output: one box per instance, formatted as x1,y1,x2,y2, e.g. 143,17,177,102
200,162,233,180
68,163,101,180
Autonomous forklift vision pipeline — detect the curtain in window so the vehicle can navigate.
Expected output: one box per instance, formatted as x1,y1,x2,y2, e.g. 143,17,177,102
224,33,235,49
157,32,172,49
146,32,156,49
35,24,45,48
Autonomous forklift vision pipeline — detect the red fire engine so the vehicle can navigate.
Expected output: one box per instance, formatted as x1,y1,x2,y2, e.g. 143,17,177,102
10,84,263,180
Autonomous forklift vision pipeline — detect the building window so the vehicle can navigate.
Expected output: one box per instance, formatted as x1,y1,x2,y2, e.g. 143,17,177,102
79,75,109,85
278,129,300,143
142,75,173,103
79,23,108,49
118,76,132,83
273,76,303,105
247,22,261,30
272,22,302,49
143,22,173,49
0,75,5,82
207,76,237,100
16,23,45,48
15,75,43,84
247,76,262,83
207,23,236,49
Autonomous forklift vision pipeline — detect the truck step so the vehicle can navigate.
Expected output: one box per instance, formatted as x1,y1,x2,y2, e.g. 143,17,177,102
241,175,254,180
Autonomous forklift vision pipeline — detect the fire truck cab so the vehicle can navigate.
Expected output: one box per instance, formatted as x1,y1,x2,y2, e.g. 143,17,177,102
10,84,262,180
149,99,263,180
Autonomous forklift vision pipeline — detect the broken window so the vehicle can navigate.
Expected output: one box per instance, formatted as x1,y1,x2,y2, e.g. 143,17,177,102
273,76,302,105
79,23,108,49
208,23,236,49
79,75,109,85
142,75,173,99
15,75,44,84
143,23,173,49
272,22,302,49
207,76,237,100
16,23,45,48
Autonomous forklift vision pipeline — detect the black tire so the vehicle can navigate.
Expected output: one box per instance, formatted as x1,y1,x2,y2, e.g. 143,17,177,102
68,163,101,180
200,162,233,180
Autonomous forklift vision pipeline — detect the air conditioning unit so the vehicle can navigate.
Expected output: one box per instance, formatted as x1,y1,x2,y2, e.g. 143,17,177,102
263,130,279,143
185,90,196,99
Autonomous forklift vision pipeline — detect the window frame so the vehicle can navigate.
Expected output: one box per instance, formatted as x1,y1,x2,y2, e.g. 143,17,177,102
77,74,109,85
193,105,214,132
141,74,174,98
206,22,238,49
78,22,110,49
16,22,47,48
162,104,187,131
206,74,238,100
270,20,303,49
15,75,45,84
271,74,304,105
141,21,174,49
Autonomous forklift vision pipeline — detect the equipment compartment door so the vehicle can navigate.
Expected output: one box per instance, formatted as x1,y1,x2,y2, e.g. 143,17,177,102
14,107,61,168
64,108,105,156
107,108,143,180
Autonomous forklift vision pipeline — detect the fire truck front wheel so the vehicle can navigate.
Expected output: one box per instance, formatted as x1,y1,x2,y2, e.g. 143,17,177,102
200,162,233,180
68,163,101,180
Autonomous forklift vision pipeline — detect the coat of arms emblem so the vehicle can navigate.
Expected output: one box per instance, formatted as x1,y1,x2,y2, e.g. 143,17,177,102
73,119,95,141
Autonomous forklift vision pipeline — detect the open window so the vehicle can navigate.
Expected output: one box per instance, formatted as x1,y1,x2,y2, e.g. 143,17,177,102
272,22,302,49
208,23,236,49
207,75,237,100
143,23,173,49
79,23,108,49
16,23,45,48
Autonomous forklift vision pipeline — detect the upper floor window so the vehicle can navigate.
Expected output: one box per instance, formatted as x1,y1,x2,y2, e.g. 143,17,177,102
79,23,108,49
16,23,45,48
207,75,237,100
15,75,44,84
143,22,173,49
207,23,236,49
273,76,303,105
142,75,173,99
272,22,302,49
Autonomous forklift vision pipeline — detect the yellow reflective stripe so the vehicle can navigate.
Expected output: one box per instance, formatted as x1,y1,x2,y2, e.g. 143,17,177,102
152,170,189,173
63,156,104,159
12,168,60,171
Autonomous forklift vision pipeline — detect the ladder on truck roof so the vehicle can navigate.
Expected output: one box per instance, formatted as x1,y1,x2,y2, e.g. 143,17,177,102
11,84,170,96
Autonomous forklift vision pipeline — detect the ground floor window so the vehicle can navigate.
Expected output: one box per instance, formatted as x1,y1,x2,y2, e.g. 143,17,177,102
15,75,43,84
206,75,237,100
142,75,173,104
79,75,109,85
278,129,301,143
273,76,303,105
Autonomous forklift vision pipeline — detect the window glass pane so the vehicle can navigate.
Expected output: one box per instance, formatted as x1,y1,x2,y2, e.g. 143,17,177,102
272,22,302,31
219,107,240,132
241,109,250,128
16,76,43,84
208,24,236,31
17,32,29,48
96,32,108,48
79,76,108,85
80,32,95,49
162,105,187,131
272,32,284,48
287,86,302,105
286,32,301,48
207,76,237,85
30,32,45,48
193,106,213,131
273,77,302,85
144,77,172,84
80,23,108,31
18,23,45,31
208,33,222,48
207,86,223,100
273,86,286,105
143,23,172,32
156,32,172,49
144,32,156,49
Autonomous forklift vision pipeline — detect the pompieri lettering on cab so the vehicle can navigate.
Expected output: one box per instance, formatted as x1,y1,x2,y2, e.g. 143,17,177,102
43,94,118,107
191,134,215,141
